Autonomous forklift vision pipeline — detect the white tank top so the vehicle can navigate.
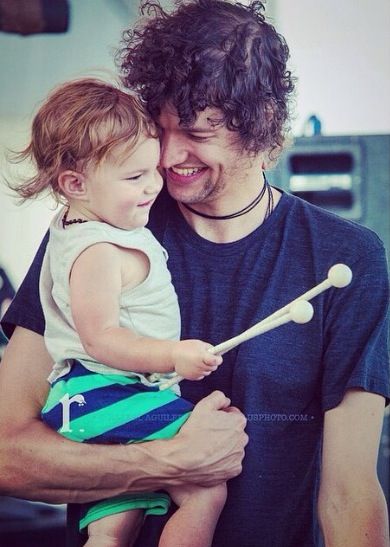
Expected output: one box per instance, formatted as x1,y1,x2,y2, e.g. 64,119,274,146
40,208,181,388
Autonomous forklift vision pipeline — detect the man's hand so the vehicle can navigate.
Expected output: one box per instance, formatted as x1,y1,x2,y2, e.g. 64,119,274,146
157,390,248,486
172,340,223,380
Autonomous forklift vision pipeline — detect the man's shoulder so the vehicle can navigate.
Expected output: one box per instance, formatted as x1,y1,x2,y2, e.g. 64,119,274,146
284,192,385,259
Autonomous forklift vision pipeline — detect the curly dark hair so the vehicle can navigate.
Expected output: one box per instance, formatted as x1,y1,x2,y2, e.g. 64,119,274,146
118,0,295,158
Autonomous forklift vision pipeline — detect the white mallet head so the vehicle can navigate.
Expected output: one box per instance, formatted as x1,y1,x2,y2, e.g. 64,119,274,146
289,300,314,324
327,264,353,288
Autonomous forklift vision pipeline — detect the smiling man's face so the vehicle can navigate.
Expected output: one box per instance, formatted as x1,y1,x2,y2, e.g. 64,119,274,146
157,105,257,208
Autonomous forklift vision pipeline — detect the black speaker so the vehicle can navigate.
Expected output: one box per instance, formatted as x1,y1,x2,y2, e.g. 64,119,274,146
268,134,390,508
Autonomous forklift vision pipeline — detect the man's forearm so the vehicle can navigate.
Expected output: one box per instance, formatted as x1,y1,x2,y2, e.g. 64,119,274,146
0,397,247,504
319,483,389,547
0,418,184,503
0,327,176,502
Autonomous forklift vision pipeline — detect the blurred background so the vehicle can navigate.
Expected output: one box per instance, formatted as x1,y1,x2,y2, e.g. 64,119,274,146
0,0,389,545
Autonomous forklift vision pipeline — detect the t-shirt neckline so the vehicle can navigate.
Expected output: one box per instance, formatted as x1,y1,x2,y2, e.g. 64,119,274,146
169,188,291,256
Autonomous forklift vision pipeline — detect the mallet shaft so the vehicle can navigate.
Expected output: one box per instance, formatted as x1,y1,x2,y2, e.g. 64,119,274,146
160,311,293,391
159,266,351,391
260,279,331,325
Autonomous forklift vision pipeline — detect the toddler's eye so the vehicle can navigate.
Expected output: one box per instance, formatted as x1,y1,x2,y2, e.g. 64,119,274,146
126,175,141,181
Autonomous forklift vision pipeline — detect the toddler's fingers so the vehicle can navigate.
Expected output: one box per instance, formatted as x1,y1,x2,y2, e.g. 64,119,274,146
203,353,223,366
200,364,218,374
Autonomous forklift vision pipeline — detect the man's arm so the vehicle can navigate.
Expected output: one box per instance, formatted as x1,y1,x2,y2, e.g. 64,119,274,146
319,388,389,546
0,327,248,504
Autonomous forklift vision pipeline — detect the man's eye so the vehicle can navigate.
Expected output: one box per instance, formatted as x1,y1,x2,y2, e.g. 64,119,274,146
189,134,209,142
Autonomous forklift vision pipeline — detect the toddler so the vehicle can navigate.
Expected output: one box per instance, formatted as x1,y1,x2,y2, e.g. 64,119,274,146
12,78,226,547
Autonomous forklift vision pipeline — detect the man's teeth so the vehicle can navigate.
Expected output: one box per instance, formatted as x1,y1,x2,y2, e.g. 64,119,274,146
171,167,203,176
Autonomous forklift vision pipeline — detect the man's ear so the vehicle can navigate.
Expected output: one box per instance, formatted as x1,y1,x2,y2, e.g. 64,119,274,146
58,170,87,200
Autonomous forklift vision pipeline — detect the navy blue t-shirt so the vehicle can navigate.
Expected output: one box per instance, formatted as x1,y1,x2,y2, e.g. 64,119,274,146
2,189,390,547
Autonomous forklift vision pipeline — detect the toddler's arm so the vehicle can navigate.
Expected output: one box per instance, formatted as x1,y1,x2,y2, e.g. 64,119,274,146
70,242,222,379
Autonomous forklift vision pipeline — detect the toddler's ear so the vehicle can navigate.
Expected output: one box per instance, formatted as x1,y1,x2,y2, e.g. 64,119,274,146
58,170,87,200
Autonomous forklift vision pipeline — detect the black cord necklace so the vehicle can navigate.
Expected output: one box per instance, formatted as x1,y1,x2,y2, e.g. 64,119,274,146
265,177,274,221
181,175,274,221
62,208,89,229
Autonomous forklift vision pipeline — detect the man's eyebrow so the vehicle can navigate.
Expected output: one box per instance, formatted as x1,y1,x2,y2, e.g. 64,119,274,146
185,126,216,133
187,119,223,132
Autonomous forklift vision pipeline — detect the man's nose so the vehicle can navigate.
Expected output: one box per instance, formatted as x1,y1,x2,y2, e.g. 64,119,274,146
159,132,188,169
145,171,163,195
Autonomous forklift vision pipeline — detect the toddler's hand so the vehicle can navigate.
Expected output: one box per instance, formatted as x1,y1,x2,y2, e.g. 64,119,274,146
172,340,223,381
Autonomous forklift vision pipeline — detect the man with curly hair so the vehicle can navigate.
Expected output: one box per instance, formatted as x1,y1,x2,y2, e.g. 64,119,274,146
1,1,389,546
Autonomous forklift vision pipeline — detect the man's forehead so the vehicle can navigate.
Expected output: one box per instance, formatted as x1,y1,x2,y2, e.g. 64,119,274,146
159,104,224,130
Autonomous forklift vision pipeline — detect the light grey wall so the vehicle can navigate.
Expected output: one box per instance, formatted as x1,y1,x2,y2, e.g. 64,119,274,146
0,0,133,118
273,0,390,136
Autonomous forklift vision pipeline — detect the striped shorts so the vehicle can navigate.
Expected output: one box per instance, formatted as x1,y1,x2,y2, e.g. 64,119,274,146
41,360,193,530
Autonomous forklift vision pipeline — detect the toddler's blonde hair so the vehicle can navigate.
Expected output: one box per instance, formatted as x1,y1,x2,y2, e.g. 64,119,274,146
11,78,157,202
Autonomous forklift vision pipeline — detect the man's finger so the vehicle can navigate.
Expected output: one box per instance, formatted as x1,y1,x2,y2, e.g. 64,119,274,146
223,405,242,414
193,390,231,411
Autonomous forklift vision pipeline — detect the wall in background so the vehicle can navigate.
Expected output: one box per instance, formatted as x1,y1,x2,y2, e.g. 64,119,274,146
0,0,136,288
273,0,390,136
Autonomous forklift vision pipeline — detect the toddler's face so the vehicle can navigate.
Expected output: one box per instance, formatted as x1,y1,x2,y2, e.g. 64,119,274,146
84,136,163,230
